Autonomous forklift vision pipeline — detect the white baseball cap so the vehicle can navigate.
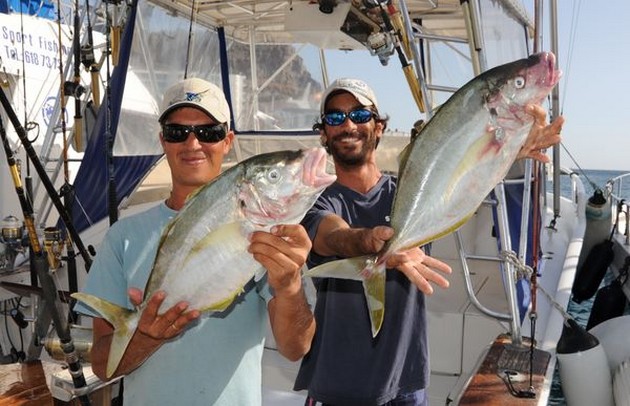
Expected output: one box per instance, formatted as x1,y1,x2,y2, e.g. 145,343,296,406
320,78,379,115
159,78,231,128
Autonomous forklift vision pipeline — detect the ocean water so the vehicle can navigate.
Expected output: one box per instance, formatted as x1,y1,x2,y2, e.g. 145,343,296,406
547,168,630,405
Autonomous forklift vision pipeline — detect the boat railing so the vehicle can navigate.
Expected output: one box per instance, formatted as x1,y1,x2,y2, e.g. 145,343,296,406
456,170,537,347
457,164,584,347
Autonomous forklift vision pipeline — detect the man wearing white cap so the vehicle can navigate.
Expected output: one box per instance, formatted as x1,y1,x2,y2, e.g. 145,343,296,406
294,78,563,405
76,78,315,405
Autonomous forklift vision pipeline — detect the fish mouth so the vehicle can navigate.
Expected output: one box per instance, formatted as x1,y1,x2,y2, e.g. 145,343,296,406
541,51,562,87
302,147,336,189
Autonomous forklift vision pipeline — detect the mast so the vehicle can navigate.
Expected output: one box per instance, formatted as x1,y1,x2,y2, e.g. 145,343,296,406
550,0,561,218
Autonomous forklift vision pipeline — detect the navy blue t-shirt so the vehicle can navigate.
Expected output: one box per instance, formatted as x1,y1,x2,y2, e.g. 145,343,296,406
294,175,428,406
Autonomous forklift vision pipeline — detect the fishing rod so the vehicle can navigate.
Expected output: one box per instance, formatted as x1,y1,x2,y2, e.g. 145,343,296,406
57,0,87,317
376,1,426,113
0,116,91,406
104,0,118,225
0,87,92,269
69,0,85,153
82,0,100,108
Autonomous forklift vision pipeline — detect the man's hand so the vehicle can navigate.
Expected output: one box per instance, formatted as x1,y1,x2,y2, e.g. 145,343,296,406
248,224,311,295
357,225,394,254
249,224,315,361
386,247,452,295
517,104,564,163
357,225,452,295
129,288,200,340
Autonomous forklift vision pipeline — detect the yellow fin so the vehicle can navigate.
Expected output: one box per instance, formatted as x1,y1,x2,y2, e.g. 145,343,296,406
303,256,370,280
71,292,138,378
363,263,386,337
303,256,387,337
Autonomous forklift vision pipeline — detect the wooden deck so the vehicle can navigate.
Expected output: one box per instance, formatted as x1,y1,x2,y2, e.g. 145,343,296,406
0,361,54,405
459,334,551,406
0,361,113,406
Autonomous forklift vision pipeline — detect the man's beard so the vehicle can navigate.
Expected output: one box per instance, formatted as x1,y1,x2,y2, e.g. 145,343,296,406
326,130,378,167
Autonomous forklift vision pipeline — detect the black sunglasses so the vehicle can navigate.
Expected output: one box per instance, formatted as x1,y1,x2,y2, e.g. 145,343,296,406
162,123,227,143
322,108,374,126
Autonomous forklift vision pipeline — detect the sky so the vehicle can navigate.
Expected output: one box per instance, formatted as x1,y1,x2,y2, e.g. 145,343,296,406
327,1,630,172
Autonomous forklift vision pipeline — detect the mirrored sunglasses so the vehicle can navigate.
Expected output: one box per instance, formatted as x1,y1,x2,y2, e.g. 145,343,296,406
322,108,374,126
162,123,227,143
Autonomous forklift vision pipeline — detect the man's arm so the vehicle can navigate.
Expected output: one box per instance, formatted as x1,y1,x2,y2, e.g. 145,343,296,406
90,290,200,380
311,213,452,295
312,213,394,258
248,224,315,361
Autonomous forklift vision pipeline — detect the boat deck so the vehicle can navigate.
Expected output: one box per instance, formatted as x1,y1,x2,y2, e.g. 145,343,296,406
458,334,551,405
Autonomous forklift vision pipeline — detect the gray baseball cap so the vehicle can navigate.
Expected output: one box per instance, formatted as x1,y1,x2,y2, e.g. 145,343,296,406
320,78,379,115
159,78,231,128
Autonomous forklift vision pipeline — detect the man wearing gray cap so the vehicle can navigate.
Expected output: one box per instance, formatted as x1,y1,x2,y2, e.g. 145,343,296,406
294,78,563,405
75,78,315,405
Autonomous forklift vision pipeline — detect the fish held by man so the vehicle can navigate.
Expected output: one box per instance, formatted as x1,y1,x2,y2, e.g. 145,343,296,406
304,52,562,337
72,147,336,378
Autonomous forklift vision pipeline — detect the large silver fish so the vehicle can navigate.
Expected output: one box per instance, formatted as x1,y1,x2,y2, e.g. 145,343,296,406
304,52,562,337
73,147,336,378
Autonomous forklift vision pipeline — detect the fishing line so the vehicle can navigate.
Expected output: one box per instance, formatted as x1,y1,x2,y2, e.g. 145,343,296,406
559,0,583,115
183,0,197,79
559,142,601,191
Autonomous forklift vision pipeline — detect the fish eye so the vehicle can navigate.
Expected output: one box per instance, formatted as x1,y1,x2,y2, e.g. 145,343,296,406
514,76,525,89
267,169,280,183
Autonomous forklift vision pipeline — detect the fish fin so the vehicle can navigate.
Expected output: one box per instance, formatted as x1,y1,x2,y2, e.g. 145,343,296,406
204,288,242,312
302,256,371,280
71,292,138,378
188,222,243,258
303,256,386,337
397,141,413,173
398,211,477,252
362,262,386,337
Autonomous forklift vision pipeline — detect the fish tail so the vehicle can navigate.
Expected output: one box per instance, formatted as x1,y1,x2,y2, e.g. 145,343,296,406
303,256,387,337
71,292,139,378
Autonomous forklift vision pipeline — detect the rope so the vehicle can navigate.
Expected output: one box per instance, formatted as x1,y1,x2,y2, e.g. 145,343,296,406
500,250,573,323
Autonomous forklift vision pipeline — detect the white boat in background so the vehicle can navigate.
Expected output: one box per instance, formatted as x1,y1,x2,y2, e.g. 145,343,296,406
0,0,627,405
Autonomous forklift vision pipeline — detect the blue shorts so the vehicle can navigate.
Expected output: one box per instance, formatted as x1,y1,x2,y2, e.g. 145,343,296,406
305,389,427,406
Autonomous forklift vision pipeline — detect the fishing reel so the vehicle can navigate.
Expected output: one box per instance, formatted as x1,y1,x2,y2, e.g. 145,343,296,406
367,31,394,66
63,81,85,100
80,44,96,70
0,215,24,271
362,0,391,8
318,0,338,14
43,226,64,270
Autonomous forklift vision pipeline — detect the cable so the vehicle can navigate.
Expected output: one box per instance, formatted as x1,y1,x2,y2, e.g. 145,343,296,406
183,0,197,79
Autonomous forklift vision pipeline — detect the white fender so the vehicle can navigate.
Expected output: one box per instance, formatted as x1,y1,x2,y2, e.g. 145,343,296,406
614,358,630,406
577,190,611,271
557,344,614,406
557,319,614,406
590,314,630,372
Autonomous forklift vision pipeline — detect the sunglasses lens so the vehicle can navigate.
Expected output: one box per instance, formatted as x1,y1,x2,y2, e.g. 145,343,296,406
162,124,226,143
195,125,227,143
162,125,189,142
323,109,374,126
323,111,346,126
348,109,373,124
